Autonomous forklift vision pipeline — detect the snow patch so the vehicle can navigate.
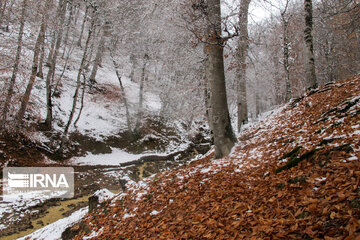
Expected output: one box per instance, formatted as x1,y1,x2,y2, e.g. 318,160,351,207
71,148,147,165
19,207,88,240
93,188,115,203
83,227,104,240
150,210,161,215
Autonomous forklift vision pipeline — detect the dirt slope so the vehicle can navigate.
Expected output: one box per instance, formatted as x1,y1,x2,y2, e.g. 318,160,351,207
73,75,360,240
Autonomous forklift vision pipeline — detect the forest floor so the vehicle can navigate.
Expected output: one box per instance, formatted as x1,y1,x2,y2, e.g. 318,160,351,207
0,75,359,239
0,133,210,239
0,28,212,238
67,75,360,239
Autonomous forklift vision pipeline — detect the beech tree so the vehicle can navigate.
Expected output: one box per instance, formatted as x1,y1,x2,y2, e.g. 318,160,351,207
1,0,27,127
44,0,67,130
16,0,51,123
280,0,292,101
1,0,358,156
236,0,251,132
314,0,360,84
62,9,96,147
206,0,237,158
303,0,317,89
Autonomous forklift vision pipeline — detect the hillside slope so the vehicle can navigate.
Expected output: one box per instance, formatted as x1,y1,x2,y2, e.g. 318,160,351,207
0,24,194,166
73,76,360,239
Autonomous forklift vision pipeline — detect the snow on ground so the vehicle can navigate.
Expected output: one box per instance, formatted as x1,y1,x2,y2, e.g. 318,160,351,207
54,58,162,140
70,144,179,166
18,207,88,240
70,147,148,165
106,103,293,221
93,188,115,203
82,227,104,240
16,189,114,240
2,26,162,141
0,189,66,229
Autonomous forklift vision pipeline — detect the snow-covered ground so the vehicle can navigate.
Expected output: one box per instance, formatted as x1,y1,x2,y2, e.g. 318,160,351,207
0,189,65,231
51,61,162,141
16,188,115,240
17,207,88,240
1,24,162,142
70,147,148,165
44,57,162,141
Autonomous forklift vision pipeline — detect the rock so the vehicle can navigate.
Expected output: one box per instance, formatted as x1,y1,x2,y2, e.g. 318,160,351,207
88,195,99,212
61,225,80,240
88,189,115,212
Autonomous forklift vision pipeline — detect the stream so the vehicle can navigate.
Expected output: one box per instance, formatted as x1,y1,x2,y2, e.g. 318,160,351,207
0,142,210,239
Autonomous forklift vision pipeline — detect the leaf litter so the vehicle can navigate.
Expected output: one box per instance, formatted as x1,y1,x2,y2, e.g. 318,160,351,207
73,75,360,239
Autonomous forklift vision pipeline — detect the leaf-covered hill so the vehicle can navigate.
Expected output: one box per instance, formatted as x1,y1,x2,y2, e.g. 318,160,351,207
73,75,360,239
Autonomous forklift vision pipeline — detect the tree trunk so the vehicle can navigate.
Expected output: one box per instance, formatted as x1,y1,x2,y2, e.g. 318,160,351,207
111,54,132,133
272,54,282,105
46,32,56,66
37,37,45,78
73,69,87,127
45,0,63,66
129,54,136,82
0,0,8,27
44,0,67,130
304,0,317,90
54,38,76,95
255,90,260,117
281,10,292,102
62,1,74,58
86,23,98,66
203,55,213,137
207,0,236,158
1,0,27,127
62,17,95,145
89,29,105,86
16,0,51,123
134,54,149,135
236,0,251,132
77,5,88,47
3,0,13,32
73,3,80,25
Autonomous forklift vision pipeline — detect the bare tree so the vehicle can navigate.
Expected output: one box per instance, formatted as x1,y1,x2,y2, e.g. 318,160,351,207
0,0,8,27
16,0,52,123
207,0,237,158
236,0,251,132
77,4,88,47
110,50,132,133
61,14,96,148
280,0,292,101
36,37,46,78
304,0,317,89
89,27,106,85
45,0,64,67
44,0,67,130
1,0,27,127
62,0,75,58
73,64,88,127
134,53,149,136
1,0,14,32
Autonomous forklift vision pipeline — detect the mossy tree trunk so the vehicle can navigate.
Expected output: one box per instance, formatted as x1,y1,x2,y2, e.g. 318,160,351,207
304,0,317,90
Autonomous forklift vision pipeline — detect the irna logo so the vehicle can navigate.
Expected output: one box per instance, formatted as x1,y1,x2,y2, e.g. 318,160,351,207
2,167,74,199
8,172,69,188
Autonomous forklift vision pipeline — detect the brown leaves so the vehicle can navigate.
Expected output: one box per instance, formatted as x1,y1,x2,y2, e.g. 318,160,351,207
74,76,360,239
